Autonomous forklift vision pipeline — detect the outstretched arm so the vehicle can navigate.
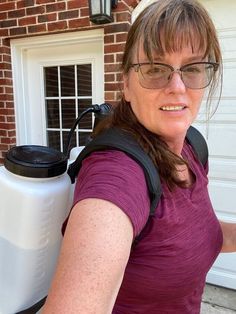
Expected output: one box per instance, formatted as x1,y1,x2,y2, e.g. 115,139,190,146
220,221,236,253
42,198,133,314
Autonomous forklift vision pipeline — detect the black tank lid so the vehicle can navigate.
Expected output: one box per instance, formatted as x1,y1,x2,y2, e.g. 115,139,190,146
4,145,68,178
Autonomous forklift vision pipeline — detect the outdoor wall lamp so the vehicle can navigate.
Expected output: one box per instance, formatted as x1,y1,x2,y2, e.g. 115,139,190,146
88,0,118,24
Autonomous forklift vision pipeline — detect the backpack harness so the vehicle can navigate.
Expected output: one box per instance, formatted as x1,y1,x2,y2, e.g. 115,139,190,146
67,125,208,216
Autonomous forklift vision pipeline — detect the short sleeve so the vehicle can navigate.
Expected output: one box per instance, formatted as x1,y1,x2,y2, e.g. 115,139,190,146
73,150,150,237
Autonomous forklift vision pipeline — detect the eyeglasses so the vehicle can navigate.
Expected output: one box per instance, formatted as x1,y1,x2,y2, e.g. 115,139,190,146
130,62,219,90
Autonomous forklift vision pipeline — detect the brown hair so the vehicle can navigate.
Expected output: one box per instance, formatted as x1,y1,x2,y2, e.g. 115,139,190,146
95,0,222,190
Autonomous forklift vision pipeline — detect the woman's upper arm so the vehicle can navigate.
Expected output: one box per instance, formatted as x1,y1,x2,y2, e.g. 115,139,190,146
219,221,236,253
42,198,133,314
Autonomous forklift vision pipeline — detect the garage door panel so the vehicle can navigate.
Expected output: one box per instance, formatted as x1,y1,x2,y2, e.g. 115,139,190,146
222,64,236,97
208,125,236,157
219,29,236,57
195,123,236,157
207,253,236,290
200,0,236,29
197,98,236,123
211,99,236,122
209,182,236,216
197,98,236,122
209,159,236,181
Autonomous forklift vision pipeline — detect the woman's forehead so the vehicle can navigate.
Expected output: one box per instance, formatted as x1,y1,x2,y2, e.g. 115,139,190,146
133,36,206,61
135,41,207,62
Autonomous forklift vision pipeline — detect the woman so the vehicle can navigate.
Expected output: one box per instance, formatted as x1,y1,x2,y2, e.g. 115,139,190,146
42,0,236,313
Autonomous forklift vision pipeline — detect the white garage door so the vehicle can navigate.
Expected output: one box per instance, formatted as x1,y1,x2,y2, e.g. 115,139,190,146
196,0,236,289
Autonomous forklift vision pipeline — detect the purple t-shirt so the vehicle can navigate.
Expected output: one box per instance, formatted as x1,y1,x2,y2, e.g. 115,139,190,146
73,141,223,314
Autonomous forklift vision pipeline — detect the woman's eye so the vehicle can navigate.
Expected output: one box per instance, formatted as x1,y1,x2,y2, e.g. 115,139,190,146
147,67,165,75
184,66,201,73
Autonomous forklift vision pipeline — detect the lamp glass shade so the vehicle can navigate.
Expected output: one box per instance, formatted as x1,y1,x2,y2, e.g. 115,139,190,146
90,0,101,15
89,0,113,24
105,0,111,16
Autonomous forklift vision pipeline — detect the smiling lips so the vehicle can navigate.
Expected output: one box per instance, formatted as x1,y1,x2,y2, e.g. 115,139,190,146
160,105,186,111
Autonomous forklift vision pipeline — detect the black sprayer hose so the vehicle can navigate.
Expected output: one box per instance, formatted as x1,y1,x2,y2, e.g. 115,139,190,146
64,107,94,159
64,103,112,159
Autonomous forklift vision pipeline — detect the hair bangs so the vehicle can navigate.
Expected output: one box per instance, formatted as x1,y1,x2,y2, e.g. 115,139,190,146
141,6,210,63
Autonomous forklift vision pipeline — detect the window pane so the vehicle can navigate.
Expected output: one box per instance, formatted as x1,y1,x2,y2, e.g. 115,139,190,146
77,64,92,96
77,99,92,129
61,99,76,129
79,132,92,146
46,99,60,128
61,65,75,96
63,130,76,154
45,67,58,97
44,63,92,152
47,131,60,151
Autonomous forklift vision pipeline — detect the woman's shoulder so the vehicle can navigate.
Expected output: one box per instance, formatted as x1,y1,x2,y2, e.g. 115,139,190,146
80,149,148,179
83,149,138,166
74,149,150,237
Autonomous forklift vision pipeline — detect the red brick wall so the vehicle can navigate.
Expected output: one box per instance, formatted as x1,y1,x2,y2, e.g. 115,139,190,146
0,0,139,163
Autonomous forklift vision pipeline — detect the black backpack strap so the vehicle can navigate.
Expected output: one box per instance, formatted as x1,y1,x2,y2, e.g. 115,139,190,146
15,296,47,314
68,128,161,215
186,126,208,166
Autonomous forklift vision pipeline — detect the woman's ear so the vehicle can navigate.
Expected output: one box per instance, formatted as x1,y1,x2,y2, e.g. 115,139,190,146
123,74,131,102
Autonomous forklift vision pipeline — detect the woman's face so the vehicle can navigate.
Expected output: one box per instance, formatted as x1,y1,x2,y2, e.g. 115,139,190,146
123,45,206,152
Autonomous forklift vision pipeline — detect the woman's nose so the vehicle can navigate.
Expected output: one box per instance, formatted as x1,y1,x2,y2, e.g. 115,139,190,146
165,71,186,93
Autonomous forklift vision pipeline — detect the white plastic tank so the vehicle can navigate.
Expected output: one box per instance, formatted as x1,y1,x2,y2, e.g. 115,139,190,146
0,145,72,314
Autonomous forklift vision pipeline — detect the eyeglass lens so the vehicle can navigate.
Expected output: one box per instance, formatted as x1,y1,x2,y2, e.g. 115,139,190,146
138,63,216,89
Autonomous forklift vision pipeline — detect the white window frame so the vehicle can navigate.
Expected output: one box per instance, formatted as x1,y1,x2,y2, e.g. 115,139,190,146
11,29,104,146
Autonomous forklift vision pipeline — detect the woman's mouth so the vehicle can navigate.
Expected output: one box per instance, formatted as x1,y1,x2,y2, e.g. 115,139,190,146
160,105,186,111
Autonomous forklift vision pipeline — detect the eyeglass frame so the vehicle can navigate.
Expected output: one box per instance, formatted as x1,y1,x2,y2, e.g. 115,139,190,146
129,61,219,90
